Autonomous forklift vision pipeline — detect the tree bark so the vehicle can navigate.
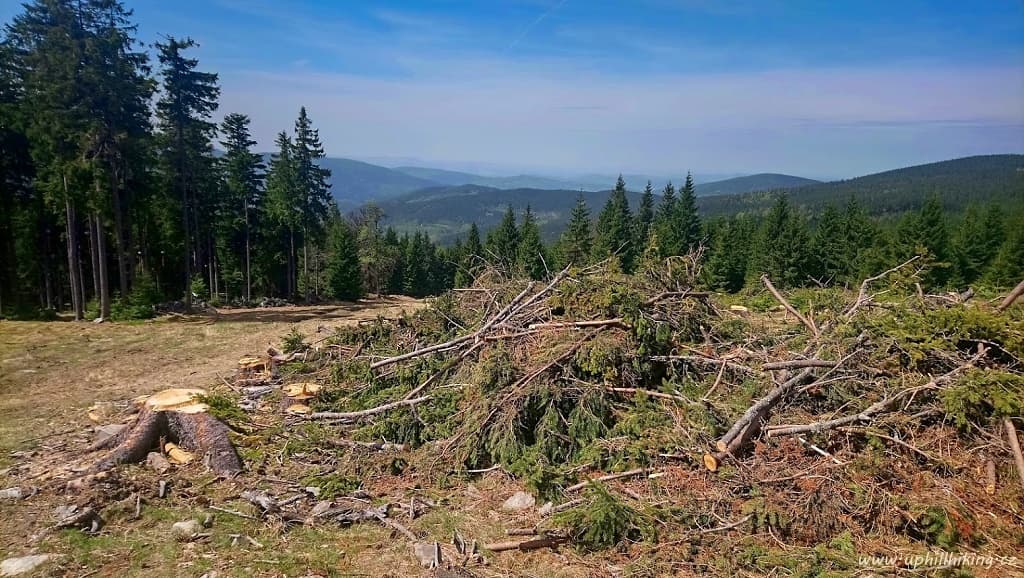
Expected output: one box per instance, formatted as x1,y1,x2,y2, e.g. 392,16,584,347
63,179,84,320
244,198,251,302
88,215,100,300
111,166,129,299
95,212,110,319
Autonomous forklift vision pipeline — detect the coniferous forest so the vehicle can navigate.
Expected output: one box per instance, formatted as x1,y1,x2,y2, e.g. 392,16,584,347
1,1,1023,321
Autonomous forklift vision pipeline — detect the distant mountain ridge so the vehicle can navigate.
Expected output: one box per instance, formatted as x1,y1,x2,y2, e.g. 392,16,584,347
280,154,820,206
375,155,1024,243
695,173,820,196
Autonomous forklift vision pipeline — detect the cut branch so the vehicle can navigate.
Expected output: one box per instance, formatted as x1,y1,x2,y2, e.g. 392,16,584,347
565,468,650,492
762,359,836,371
996,279,1024,313
1004,418,1024,493
308,396,432,421
762,274,818,337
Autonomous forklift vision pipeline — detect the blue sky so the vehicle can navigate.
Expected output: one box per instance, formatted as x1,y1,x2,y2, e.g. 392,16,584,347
3,0,1023,178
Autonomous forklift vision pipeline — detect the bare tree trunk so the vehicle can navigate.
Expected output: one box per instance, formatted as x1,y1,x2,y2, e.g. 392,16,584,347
63,176,84,320
181,179,192,309
111,166,129,299
88,215,100,300
95,212,110,320
244,199,251,302
289,228,296,299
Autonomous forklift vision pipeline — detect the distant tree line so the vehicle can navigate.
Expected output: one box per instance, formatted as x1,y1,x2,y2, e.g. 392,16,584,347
441,175,1023,294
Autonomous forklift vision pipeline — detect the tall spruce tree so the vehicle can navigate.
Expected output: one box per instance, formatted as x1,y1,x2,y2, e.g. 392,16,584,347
654,181,680,257
747,195,812,287
218,113,264,301
560,194,592,268
635,181,654,251
324,207,361,301
517,205,546,280
811,204,847,284
264,132,300,297
593,175,634,271
455,223,483,287
292,107,331,299
154,37,219,308
676,172,701,253
486,205,518,273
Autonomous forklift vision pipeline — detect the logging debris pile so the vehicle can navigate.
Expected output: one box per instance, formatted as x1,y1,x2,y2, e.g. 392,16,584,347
11,257,1024,576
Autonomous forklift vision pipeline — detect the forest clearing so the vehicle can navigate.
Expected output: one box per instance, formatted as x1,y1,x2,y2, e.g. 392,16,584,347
0,261,1021,577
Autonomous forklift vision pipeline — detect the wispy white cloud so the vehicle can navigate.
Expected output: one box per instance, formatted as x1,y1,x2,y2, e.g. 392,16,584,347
217,61,1024,177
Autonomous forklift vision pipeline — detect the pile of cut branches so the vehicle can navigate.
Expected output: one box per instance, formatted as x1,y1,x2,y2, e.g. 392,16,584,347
29,253,1024,575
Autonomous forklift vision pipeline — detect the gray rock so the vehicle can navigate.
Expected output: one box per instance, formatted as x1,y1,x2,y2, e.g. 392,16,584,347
537,501,554,516
502,491,536,511
0,487,23,500
411,541,441,568
171,519,203,540
146,452,171,473
93,424,126,446
1,555,55,576
309,501,333,518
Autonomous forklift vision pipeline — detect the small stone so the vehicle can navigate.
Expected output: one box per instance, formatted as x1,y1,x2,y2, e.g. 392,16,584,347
93,424,126,446
1,554,55,576
411,541,441,568
537,501,554,516
304,486,321,497
0,487,23,500
171,519,203,540
146,452,171,474
465,483,482,499
53,504,77,520
309,501,333,517
502,491,536,511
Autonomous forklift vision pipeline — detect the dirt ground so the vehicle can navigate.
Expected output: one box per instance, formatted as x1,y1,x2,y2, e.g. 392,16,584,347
0,298,423,455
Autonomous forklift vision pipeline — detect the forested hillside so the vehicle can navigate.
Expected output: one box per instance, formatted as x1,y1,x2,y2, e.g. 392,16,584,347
695,173,820,196
698,154,1024,216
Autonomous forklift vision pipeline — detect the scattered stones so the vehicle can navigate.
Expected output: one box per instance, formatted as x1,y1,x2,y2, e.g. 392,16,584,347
171,519,203,540
146,452,171,474
412,541,441,568
0,487,24,500
310,500,333,518
93,423,127,446
501,491,535,511
0,554,55,577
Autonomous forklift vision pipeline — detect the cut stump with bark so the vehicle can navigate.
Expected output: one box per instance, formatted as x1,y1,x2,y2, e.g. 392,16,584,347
81,388,242,481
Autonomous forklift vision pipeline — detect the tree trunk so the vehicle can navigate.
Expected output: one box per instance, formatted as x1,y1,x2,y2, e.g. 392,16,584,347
63,176,84,320
244,199,251,302
303,226,309,301
181,179,192,308
95,212,110,320
88,215,100,300
111,166,129,299
289,228,296,299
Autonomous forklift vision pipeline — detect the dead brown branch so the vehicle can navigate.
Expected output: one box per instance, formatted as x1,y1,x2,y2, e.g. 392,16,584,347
761,274,818,337
308,396,432,421
996,279,1024,313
